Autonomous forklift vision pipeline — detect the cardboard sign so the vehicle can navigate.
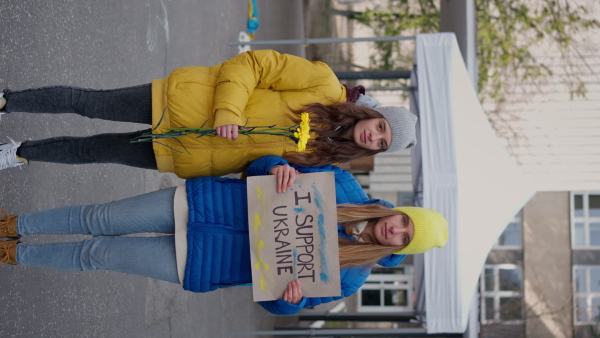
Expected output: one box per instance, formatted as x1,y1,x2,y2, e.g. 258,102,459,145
247,172,341,302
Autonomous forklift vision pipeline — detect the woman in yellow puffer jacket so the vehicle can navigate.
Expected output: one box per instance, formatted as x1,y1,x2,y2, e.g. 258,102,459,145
0,50,417,178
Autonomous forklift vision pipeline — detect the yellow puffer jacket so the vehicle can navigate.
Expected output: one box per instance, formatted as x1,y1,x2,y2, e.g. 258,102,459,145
151,50,346,178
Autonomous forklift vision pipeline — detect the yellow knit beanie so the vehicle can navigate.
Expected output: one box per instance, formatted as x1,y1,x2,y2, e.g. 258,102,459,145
392,207,448,255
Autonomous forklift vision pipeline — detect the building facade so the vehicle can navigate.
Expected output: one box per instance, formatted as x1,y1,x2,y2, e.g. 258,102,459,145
479,192,600,338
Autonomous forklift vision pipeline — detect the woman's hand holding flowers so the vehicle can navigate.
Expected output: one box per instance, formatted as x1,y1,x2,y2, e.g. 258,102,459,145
215,124,240,141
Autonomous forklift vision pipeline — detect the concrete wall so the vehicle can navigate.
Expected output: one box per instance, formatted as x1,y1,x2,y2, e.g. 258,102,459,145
523,192,573,338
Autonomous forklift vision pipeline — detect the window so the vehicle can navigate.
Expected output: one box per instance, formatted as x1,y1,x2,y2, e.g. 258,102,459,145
357,266,414,312
496,210,523,248
573,266,600,325
571,192,600,248
480,264,524,324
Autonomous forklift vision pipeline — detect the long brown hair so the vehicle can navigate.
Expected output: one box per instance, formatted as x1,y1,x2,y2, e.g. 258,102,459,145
336,204,406,268
284,102,385,166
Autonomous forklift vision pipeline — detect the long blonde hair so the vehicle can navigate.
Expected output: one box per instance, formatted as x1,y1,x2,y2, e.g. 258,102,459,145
337,204,406,268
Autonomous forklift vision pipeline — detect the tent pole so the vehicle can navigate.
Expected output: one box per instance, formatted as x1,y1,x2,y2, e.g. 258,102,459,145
334,70,411,80
228,35,416,46
233,328,463,337
298,311,416,322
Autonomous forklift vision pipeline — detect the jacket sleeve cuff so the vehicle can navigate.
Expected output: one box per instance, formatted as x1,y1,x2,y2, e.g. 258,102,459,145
257,298,308,315
214,108,244,128
246,156,289,176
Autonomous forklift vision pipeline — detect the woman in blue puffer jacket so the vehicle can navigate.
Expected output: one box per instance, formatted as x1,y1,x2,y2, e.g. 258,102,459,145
0,155,447,315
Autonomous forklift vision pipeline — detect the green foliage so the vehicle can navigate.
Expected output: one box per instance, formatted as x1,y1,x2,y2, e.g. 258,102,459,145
350,0,439,72
347,0,599,103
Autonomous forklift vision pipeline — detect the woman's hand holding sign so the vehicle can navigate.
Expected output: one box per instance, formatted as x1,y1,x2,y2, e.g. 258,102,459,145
269,165,300,193
282,280,303,304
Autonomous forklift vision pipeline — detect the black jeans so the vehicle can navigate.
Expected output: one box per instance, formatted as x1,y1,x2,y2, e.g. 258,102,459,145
4,85,157,169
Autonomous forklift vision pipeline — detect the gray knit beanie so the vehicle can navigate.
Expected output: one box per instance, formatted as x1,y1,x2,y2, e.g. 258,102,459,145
373,106,418,152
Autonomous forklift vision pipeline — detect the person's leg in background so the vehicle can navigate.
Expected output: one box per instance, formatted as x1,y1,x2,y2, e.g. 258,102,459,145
1,187,179,282
0,84,157,170
16,130,158,169
2,84,152,124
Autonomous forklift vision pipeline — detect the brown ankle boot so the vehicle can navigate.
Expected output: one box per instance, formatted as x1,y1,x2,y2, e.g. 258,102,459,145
0,208,18,238
0,240,18,266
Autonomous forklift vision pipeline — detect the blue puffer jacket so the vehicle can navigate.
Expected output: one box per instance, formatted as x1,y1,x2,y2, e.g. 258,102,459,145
183,155,406,315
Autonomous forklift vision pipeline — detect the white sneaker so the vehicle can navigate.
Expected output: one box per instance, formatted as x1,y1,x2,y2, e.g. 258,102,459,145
0,138,24,170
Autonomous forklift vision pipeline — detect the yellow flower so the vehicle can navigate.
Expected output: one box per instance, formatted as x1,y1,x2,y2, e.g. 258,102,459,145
301,112,310,123
295,113,311,152
135,111,313,154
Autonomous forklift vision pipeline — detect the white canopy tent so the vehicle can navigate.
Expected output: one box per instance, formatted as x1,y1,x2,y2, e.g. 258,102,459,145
410,33,537,333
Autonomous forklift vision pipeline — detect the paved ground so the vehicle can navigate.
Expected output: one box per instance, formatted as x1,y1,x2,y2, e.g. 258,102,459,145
0,1,305,337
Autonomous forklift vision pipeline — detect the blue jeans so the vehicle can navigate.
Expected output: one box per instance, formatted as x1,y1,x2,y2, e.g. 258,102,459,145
16,187,180,283
3,85,157,169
